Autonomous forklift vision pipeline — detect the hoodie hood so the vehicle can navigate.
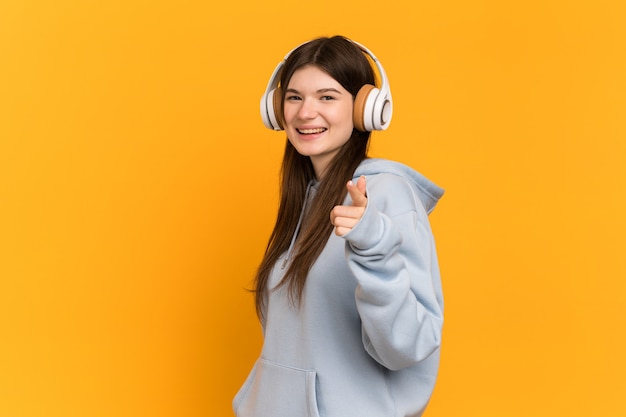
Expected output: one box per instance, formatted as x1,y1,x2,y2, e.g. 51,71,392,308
354,158,444,214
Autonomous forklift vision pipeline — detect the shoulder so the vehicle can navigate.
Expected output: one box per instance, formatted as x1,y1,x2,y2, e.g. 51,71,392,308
354,158,444,216
358,171,423,218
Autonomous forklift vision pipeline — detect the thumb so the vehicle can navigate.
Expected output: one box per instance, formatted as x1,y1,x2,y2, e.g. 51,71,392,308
347,175,367,207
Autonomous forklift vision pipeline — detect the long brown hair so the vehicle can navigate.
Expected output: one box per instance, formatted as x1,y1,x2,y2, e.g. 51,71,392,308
254,36,377,321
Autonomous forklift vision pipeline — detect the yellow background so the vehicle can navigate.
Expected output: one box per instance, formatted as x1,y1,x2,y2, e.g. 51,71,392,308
1,0,624,416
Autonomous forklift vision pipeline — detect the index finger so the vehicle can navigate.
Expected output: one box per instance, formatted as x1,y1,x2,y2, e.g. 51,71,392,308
347,176,367,207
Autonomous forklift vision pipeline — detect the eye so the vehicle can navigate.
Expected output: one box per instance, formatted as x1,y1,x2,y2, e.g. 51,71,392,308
321,95,335,101
285,94,302,101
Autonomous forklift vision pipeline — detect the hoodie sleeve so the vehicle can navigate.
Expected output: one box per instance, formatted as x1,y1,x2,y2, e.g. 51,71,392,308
342,173,443,371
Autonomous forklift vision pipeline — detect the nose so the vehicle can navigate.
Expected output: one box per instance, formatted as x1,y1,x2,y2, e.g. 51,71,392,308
297,98,317,119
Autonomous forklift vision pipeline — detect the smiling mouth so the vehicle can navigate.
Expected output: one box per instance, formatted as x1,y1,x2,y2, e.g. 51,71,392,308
297,127,327,134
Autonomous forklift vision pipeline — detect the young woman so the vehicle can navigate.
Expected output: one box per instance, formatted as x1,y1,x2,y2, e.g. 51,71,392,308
233,35,445,417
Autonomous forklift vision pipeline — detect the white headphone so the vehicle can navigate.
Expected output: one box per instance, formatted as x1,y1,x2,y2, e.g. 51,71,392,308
260,39,393,132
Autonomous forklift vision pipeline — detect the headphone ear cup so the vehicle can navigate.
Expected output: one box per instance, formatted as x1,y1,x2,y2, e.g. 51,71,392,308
353,84,376,132
262,87,284,131
272,86,284,130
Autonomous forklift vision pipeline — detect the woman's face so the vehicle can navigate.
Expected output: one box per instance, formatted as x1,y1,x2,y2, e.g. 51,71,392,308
283,65,354,179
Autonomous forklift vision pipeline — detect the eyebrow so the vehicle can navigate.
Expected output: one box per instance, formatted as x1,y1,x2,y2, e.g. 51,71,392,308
285,88,343,95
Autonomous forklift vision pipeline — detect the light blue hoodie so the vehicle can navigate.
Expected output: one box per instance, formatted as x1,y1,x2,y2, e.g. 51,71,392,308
233,158,444,417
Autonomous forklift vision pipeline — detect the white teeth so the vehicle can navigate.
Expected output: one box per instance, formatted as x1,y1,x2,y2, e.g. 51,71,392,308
298,128,326,134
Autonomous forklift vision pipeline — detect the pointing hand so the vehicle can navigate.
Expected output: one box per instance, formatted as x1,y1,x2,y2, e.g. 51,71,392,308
330,176,367,236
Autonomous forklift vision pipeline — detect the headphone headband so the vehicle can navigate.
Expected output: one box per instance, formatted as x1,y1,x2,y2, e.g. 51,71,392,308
260,38,393,132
